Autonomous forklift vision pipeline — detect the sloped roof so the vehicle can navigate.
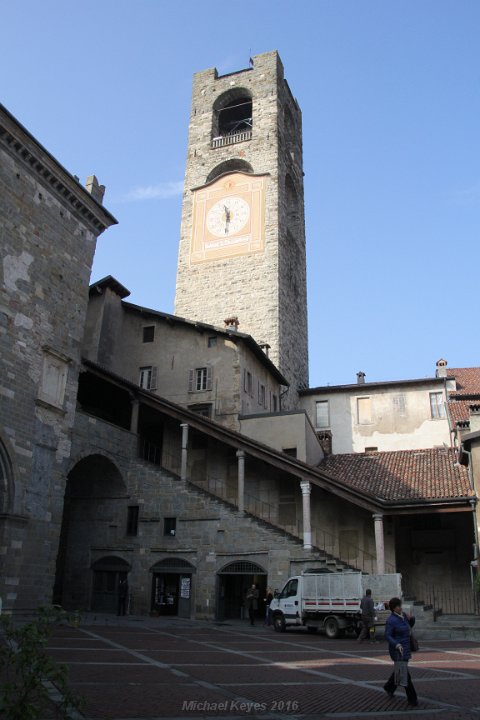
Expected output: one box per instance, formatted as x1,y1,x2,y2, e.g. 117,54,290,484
318,448,473,503
448,367,480,397
448,400,473,427
446,367,480,427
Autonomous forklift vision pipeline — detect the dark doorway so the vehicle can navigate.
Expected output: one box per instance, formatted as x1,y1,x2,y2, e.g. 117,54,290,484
217,561,267,621
91,556,130,614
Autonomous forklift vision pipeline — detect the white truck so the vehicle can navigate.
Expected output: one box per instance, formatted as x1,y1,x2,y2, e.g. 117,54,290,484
269,571,402,639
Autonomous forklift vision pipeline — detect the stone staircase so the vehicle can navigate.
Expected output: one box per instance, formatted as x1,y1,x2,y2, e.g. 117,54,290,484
131,457,360,575
406,600,480,640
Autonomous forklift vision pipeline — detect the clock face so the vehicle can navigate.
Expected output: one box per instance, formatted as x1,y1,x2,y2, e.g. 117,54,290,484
206,196,251,238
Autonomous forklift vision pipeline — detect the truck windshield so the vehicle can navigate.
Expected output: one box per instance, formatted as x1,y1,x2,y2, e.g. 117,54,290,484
279,579,298,598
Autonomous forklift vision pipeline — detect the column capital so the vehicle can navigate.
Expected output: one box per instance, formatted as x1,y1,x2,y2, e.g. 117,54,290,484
180,422,189,429
300,479,311,495
372,513,384,521
236,449,246,459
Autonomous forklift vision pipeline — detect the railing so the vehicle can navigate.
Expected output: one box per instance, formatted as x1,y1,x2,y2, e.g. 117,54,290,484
403,577,480,617
138,436,392,574
211,130,252,148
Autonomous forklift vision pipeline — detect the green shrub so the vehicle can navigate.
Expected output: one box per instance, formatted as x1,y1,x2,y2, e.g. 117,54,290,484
0,605,84,720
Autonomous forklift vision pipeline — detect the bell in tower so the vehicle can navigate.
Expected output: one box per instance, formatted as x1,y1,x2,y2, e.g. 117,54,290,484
174,50,308,407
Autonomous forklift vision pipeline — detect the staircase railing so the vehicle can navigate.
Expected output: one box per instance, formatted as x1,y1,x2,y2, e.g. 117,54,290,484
138,437,391,574
403,576,480,618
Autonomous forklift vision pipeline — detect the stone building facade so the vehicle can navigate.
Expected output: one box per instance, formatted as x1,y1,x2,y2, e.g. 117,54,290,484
83,276,288,431
0,104,116,613
175,51,308,407
299,369,450,455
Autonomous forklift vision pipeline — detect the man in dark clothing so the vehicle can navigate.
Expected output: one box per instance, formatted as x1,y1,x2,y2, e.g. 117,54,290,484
117,578,129,616
358,588,375,642
245,584,259,626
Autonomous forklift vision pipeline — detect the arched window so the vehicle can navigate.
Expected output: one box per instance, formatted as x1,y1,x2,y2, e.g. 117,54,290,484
212,88,253,148
218,560,266,575
206,159,254,185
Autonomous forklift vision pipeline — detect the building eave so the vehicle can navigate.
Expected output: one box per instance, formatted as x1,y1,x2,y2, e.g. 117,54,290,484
0,103,117,235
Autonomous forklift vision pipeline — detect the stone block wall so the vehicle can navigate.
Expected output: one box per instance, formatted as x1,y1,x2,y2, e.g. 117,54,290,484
175,51,308,407
0,106,115,612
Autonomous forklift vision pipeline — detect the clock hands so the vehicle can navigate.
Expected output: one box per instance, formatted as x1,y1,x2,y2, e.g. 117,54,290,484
223,204,231,235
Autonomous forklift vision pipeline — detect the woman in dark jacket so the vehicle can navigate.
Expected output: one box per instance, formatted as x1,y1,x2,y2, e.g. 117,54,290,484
384,597,418,707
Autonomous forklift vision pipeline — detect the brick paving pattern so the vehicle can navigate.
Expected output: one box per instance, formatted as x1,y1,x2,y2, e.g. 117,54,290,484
43,618,480,719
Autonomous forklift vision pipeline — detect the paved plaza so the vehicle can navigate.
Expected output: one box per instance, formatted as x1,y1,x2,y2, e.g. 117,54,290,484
41,616,480,720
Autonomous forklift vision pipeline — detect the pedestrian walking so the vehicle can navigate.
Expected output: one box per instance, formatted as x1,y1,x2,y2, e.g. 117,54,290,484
264,586,274,626
357,588,375,642
383,596,418,707
245,584,259,626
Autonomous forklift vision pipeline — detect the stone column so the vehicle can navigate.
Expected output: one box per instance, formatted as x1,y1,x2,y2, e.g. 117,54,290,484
373,513,385,574
180,423,189,481
236,450,245,514
300,480,312,550
130,397,139,433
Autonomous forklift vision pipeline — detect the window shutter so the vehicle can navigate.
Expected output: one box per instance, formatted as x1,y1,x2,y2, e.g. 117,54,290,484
206,366,213,391
150,366,157,390
188,369,194,392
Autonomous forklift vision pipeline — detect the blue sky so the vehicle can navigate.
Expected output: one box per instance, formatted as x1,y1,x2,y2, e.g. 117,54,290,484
3,0,479,386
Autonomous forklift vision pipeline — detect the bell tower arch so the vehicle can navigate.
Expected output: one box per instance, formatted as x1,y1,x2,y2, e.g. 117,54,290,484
175,51,308,405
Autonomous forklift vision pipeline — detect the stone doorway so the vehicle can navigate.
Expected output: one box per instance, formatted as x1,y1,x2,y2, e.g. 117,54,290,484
216,560,267,621
91,556,130,614
150,558,195,618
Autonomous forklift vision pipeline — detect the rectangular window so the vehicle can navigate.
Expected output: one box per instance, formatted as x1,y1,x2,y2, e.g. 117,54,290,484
139,366,157,390
244,370,253,396
259,384,266,407
188,367,213,392
393,394,407,417
357,396,372,424
273,394,278,412
430,391,445,419
38,347,70,410
164,517,176,536
126,506,139,536
207,336,217,348
315,400,330,428
188,403,212,418
142,325,155,343
196,367,207,391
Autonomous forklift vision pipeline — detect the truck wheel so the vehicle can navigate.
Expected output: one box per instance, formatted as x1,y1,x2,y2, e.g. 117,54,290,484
324,617,340,639
307,626,318,634
273,615,286,633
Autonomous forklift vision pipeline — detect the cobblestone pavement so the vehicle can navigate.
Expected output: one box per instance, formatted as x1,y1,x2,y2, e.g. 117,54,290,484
44,616,480,720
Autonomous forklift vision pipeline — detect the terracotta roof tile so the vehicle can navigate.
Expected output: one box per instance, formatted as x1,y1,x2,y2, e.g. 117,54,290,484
448,367,480,396
447,400,472,426
319,448,472,503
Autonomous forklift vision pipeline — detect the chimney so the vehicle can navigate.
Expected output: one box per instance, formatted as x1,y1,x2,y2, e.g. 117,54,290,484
356,371,366,384
259,342,271,358
224,316,239,331
436,358,448,378
86,175,106,204
469,404,480,432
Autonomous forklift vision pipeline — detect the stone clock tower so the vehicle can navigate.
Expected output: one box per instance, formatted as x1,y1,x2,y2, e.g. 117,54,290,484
175,50,308,405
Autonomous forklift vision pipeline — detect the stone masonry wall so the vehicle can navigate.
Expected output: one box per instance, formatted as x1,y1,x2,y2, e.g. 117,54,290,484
65,411,354,617
0,108,114,612
174,51,308,407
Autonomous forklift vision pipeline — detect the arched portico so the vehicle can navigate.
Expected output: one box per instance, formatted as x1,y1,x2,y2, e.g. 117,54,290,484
54,454,127,609
216,560,267,621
